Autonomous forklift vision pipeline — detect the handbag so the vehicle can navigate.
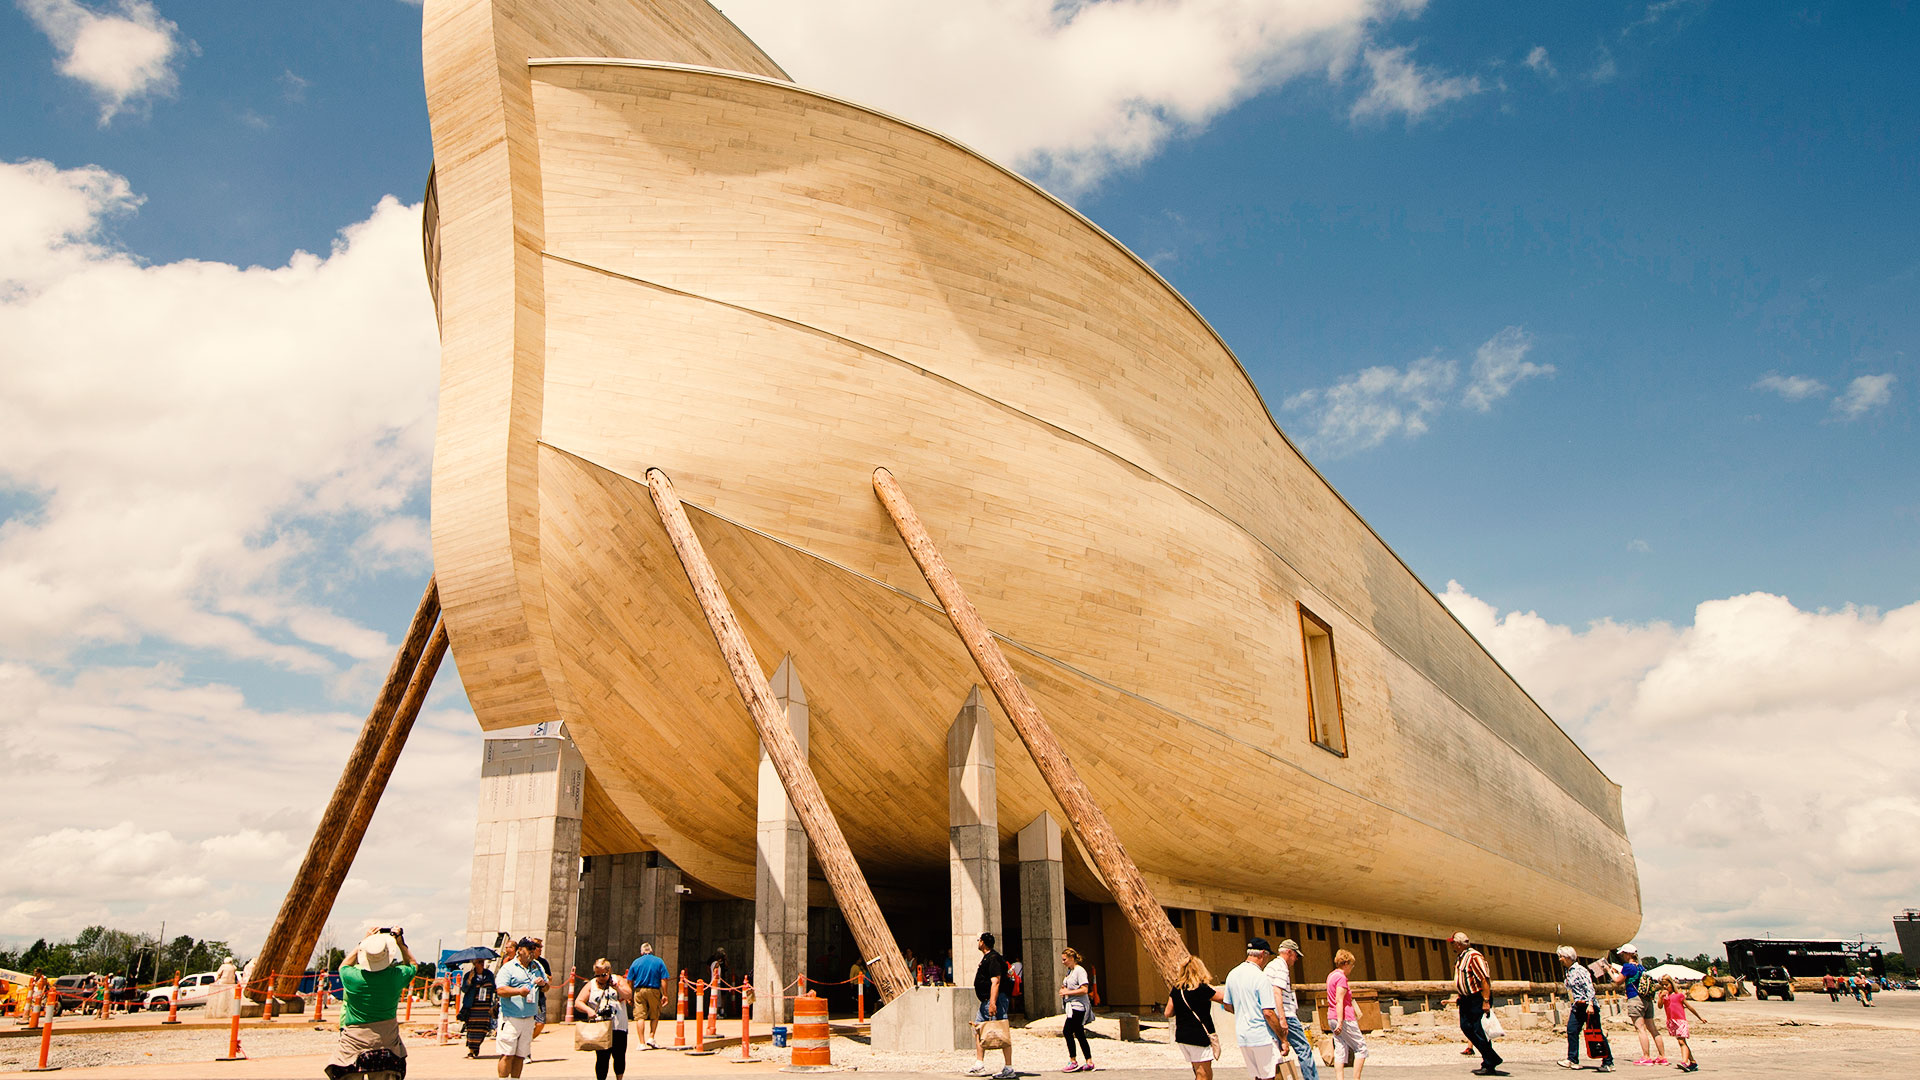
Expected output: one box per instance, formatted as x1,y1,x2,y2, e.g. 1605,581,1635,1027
575,1019,613,1051
1583,1004,1607,1058
977,1018,1012,1050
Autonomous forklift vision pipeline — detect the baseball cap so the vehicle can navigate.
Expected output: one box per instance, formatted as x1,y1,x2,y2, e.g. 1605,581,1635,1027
516,936,539,949
1619,943,1639,955
1276,939,1300,953
1246,937,1272,953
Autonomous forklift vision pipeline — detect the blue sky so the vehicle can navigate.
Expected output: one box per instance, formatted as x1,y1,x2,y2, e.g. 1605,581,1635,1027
2,0,1916,959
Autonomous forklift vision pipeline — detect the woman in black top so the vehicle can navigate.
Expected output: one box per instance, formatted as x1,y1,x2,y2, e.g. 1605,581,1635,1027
1163,956,1223,1080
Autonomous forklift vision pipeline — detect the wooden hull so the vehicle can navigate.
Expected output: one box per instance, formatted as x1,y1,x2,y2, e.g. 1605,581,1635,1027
424,0,1640,957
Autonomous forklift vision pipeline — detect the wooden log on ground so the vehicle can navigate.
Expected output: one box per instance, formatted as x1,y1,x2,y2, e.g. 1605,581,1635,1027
871,467,1191,985
645,468,914,1003
276,620,453,996
249,577,439,998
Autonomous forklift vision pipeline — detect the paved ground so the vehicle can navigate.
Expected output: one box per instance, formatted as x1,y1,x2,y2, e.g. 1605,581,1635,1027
4,992,1915,1077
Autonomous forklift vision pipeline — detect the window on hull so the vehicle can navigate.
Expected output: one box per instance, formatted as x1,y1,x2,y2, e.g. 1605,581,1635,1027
1299,604,1347,756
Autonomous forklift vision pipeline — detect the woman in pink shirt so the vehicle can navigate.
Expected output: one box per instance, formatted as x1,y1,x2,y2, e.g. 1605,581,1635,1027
1325,950,1367,1080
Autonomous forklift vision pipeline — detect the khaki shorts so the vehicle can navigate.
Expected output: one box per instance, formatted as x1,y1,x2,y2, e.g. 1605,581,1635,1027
1239,1040,1280,1080
497,1014,537,1058
634,987,663,1022
1626,998,1649,1020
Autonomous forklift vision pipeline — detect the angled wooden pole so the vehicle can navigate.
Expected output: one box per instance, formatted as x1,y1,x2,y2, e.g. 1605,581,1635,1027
276,620,453,998
250,577,439,999
872,467,1191,985
644,468,914,1003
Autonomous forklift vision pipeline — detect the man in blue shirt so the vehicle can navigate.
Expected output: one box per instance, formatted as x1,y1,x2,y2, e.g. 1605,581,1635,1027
1221,938,1287,1080
625,943,671,1048
496,938,547,1078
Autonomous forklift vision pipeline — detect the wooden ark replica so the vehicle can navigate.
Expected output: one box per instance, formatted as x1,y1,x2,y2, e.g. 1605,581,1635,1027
422,0,1640,1010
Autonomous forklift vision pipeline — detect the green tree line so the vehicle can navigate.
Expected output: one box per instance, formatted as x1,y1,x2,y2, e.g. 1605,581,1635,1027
1,927,234,984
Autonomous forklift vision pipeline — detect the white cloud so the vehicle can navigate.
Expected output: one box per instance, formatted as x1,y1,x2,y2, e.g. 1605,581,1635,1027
1524,45,1556,77
1441,582,1920,955
719,0,1426,193
16,0,184,124
1462,325,1552,411
1832,373,1894,419
1285,354,1456,456
1752,372,1828,402
0,159,441,672
1627,538,1650,553
1348,43,1483,122
0,660,480,949
1285,326,1550,456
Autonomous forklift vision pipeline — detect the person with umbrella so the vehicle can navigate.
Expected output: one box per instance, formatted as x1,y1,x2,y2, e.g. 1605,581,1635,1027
452,949,501,1059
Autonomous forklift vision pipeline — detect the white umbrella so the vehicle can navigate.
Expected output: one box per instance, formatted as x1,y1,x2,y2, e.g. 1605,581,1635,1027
1643,963,1707,983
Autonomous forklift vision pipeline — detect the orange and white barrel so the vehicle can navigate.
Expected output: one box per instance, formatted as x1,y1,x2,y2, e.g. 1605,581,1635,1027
789,991,831,1067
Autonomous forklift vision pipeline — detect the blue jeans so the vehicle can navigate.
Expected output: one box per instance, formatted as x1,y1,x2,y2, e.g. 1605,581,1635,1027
1285,1016,1318,1080
1567,1001,1611,1066
976,994,1011,1022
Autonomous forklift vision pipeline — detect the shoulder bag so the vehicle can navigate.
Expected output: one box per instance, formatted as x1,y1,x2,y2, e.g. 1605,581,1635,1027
1171,987,1220,1061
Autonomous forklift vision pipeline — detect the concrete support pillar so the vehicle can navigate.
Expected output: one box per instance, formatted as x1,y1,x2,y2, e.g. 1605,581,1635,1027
575,851,683,977
466,732,585,1022
949,687,1001,995
754,655,810,1022
1018,811,1067,1019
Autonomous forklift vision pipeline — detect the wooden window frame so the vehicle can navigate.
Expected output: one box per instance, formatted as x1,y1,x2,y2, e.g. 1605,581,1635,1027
1298,603,1348,757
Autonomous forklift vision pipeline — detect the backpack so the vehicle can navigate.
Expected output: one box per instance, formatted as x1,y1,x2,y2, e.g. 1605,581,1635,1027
1636,972,1656,1000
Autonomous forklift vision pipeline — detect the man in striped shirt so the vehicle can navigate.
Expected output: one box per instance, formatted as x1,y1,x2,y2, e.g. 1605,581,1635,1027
1450,932,1505,1076
1558,946,1613,1071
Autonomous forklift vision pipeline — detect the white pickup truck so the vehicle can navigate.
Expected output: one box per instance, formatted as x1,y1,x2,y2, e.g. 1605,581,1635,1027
144,971,225,1011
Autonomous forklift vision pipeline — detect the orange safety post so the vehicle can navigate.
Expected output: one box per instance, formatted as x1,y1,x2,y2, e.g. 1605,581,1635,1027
687,979,710,1055
403,975,413,1022
438,976,451,1045
163,972,182,1025
27,998,56,1073
709,979,722,1037
99,981,110,1021
27,976,43,1030
789,991,831,1067
217,979,245,1061
313,972,326,1023
264,972,279,1023
738,991,753,1062
673,973,687,1048
857,971,866,1023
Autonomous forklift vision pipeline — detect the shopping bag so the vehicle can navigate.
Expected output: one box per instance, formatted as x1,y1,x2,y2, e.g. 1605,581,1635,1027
575,1019,613,1051
977,1019,1012,1050
1481,1010,1506,1040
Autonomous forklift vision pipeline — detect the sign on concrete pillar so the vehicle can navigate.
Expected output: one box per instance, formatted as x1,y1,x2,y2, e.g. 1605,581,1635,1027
754,655,810,1022
467,731,585,1021
950,687,1001,996
1018,811,1067,1019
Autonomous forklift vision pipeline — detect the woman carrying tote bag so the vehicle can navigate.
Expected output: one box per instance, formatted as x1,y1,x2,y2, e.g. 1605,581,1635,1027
1163,956,1223,1080
572,958,633,1080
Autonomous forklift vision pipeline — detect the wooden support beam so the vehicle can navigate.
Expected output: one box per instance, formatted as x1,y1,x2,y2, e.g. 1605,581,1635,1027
249,577,440,999
644,469,914,1004
872,467,1191,985
274,621,452,998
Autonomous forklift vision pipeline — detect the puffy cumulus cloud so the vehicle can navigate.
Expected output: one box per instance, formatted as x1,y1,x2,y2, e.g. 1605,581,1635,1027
16,0,185,124
1348,43,1483,122
1284,325,1550,456
0,159,441,673
1752,372,1827,402
1524,45,1555,77
1832,373,1894,419
1441,582,1920,955
719,0,1432,194
0,659,481,948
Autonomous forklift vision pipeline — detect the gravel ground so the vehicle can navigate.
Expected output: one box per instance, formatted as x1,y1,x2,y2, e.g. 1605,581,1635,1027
0,1023,355,1072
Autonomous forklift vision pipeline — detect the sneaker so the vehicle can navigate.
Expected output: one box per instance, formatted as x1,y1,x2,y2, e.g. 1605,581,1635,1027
1078,1065,1095,1073
966,1065,988,1076
995,1069,1020,1079
1653,1060,1669,1066
1595,1067,1614,1074
1559,1062,1581,1070
1062,1065,1079,1073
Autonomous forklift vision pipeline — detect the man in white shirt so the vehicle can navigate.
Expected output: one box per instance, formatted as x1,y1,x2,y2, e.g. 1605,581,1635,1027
1222,938,1288,1080
1264,939,1316,1080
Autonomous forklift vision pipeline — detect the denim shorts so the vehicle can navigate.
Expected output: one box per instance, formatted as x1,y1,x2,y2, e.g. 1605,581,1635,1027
976,994,1011,1022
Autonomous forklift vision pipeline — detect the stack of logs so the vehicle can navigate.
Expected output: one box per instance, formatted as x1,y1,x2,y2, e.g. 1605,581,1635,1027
246,579,449,1002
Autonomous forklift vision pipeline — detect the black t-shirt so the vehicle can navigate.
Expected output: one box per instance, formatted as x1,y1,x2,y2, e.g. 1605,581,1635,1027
974,951,1010,1001
1170,984,1217,1046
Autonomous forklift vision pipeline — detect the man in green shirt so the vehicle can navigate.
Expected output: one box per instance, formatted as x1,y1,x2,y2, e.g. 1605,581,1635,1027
325,928,418,1079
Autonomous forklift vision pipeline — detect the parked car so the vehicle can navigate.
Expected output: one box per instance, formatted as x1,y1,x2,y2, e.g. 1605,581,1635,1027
1753,965,1795,1001
49,974,98,1017
144,971,225,1011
